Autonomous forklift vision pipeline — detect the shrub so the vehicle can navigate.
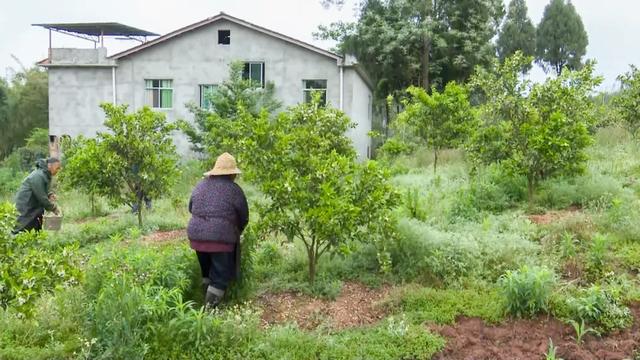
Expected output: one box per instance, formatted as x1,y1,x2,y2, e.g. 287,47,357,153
559,285,633,334
499,265,556,318
0,202,81,316
451,164,526,219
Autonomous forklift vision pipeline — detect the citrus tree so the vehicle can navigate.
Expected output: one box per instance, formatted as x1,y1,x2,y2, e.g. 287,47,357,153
397,83,476,173
614,65,640,138
468,52,602,200
214,97,398,283
57,136,111,214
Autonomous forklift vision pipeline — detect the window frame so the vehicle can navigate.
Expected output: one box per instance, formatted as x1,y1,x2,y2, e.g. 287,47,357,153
199,84,219,110
302,79,328,106
145,79,173,109
242,62,265,88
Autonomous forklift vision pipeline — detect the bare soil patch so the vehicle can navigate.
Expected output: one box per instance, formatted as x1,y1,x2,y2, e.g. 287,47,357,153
528,206,582,225
431,303,640,360
258,282,391,330
141,229,186,245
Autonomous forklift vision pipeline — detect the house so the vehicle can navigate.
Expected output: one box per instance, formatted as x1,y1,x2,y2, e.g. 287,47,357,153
37,13,375,159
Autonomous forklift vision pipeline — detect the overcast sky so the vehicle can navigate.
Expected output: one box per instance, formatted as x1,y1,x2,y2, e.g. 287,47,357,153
1,0,638,91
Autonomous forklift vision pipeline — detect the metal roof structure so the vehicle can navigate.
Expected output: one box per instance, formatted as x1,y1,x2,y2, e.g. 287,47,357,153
33,22,158,45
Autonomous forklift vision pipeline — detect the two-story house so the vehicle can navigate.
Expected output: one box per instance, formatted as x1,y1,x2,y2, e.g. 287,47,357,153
38,13,374,159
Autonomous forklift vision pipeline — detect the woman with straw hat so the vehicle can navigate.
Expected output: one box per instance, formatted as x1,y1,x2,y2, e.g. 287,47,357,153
187,152,249,307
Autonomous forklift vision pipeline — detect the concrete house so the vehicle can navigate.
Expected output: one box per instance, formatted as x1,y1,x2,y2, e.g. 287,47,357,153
38,13,374,159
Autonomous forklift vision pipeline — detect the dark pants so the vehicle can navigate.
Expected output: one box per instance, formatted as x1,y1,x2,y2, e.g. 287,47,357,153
13,214,43,234
196,251,235,291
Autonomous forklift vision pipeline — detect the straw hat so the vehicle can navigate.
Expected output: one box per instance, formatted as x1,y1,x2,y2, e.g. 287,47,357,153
204,152,242,176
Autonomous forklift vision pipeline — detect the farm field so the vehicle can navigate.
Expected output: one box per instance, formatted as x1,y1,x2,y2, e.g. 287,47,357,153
2,126,640,359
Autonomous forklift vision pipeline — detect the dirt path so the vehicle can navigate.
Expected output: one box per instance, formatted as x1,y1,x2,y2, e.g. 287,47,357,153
431,303,640,360
258,282,392,330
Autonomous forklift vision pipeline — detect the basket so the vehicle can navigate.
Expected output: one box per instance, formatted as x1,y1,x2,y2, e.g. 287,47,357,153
43,214,63,231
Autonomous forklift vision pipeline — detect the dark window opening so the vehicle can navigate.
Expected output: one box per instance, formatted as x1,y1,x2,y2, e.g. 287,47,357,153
218,30,231,45
242,62,265,87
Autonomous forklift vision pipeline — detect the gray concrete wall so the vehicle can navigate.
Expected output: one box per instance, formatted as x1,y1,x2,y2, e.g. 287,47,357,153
49,19,372,158
48,67,113,137
342,68,372,159
50,48,115,66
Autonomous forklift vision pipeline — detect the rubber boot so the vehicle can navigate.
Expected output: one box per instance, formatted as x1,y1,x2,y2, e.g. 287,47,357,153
205,285,225,308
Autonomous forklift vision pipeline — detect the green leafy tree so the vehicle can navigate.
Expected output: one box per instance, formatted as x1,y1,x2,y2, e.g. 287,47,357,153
0,68,48,159
469,52,602,200
497,0,536,68
536,0,588,75
397,82,476,173
217,97,397,283
614,65,640,138
57,136,111,214
181,62,281,154
315,0,503,96
96,104,180,226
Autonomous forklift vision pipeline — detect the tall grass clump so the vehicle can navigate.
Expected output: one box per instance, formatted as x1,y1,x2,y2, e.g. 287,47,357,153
499,265,556,318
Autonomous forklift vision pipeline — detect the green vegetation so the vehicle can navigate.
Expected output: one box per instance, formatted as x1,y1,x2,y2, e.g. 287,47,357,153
2,1,639,358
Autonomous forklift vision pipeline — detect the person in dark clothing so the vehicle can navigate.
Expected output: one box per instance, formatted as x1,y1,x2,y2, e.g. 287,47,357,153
187,152,249,307
13,158,61,234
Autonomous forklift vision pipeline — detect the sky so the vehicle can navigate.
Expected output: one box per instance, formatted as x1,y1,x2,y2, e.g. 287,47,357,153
1,0,638,91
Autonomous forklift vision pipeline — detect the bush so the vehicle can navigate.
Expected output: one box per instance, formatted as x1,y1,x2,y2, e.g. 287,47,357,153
557,285,633,334
499,265,556,318
451,164,526,219
393,218,538,284
0,287,86,360
0,202,81,316
536,173,626,210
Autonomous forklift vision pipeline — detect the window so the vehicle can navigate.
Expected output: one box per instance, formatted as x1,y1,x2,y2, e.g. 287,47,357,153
303,79,327,106
200,84,218,109
242,62,265,87
218,30,231,45
145,80,173,108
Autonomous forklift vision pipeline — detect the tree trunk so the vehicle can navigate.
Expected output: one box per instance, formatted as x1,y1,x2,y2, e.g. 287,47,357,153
137,200,143,228
527,176,535,204
90,194,95,215
308,250,317,284
433,149,438,174
421,37,431,91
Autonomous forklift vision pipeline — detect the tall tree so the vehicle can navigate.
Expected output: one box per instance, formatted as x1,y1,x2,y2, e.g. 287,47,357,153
315,0,503,97
0,68,48,160
536,0,588,75
497,0,536,65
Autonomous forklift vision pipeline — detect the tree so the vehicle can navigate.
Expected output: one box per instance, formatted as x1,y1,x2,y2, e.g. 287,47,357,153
180,62,281,154
614,65,640,138
536,0,588,75
215,97,397,283
96,104,180,226
315,0,503,97
0,68,48,159
497,0,536,67
397,82,476,173
469,52,602,200
57,136,111,214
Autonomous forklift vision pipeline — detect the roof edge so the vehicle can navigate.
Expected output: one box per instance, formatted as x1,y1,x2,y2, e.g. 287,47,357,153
110,12,342,61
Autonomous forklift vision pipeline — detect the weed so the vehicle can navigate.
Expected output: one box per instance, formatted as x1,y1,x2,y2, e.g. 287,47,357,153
568,318,599,345
499,265,556,318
